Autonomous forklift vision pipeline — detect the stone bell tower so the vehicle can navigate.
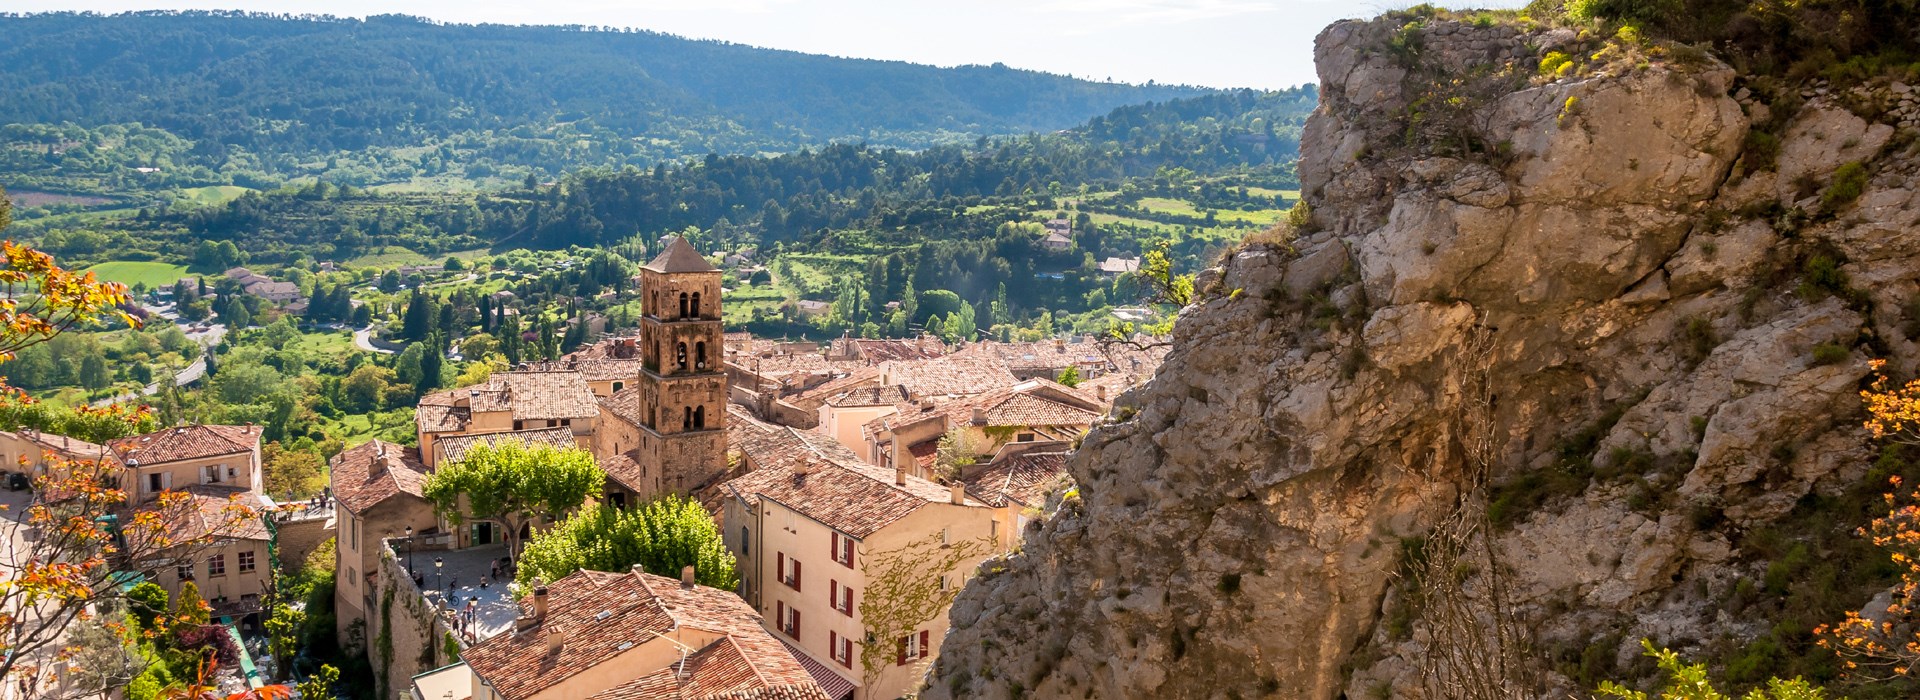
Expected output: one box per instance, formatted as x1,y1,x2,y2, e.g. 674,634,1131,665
633,236,728,494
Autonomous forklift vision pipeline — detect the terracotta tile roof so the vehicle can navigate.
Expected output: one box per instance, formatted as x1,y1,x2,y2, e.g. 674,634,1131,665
727,410,863,475
569,358,644,383
876,356,1017,400
778,368,880,414
329,440,430,515
962,448,1071,508
821,385,907,408
127,485,270,551
419,371,598,433
108,425,260,467
5,430,109,460
869,379,1101,437
435,427,577,465
600,451,648,494
601,386,647,428
1098,257,1142,274
727,353,833,379
464,569,824,700
644,236,720,274
851,338,946,363
1076,372,1152,406
722,447,979,538
779,640,856,700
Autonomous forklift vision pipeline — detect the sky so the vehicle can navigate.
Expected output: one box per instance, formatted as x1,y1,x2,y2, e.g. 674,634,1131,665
10,0,1526,90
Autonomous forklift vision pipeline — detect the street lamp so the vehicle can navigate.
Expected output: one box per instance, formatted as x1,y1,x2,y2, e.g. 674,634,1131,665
435,557,444,594
404,525,414,572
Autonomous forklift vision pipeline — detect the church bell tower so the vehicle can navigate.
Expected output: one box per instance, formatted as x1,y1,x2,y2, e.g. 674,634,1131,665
634,236,728,494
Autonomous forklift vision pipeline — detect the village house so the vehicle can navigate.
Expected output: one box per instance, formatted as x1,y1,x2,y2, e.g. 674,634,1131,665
0,428,110,476
330,440,437,641
957,440,1074,542
795,299,831,318
224,267,272,287
1098,256,1142,277
862,378,1100,481
417,566,831,700
242,279,303,305
721,449,999,700
1039,231,1072,251
415,370,600,468
108,424,272,616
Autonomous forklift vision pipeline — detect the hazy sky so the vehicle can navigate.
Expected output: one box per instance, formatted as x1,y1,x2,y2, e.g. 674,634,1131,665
11,1,1525,89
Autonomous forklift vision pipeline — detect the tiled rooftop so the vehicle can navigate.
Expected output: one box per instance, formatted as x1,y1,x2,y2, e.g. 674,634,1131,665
643,236,721,274
875,355,1017,400
722,445,979,538
109,424,260,466
434,427,577,465
418,371,598,434
961,446,1072,509
126,485,271,551
329,440,430,515
462,568,824,700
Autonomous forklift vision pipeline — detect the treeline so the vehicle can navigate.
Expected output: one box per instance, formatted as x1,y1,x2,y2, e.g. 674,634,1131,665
0,11,1211,182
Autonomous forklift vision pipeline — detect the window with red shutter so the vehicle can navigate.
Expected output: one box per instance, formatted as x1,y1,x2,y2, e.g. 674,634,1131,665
793,559,802,592
777,552,785,583
846,587,856,616
919,630,930,659
897,636,908,665
792,608,801,639
830,579,838,610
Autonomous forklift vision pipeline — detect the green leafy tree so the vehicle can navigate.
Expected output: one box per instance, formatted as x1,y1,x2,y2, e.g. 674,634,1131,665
515,497,738,590
401,291,433,342
296,664,339,700
78,352,110,390
127,582,170,633
422,441,603,560
1597,639,1827,699
262,603,305,681
1056,366,1081,387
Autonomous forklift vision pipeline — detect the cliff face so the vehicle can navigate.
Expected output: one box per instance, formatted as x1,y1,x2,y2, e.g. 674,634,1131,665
929,14,1920,700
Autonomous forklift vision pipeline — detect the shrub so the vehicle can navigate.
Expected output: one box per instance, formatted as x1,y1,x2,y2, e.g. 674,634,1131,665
1539,51,1575,76
1743,130,1783,171
1821,161,1869,211
1680,317,1717,367
1811,342,1849,366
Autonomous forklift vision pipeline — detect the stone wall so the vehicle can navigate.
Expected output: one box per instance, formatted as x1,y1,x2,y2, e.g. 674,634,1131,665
371,541,459,700
272,515,334,575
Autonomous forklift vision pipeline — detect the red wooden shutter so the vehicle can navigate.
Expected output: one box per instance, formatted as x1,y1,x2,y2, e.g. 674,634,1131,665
830,579,838,608
920,630,930,657
776,600,784,627
848,588,856,616
897,636,908,665
848,540,855,568
793,608,800,638
794,559,802,591
777,552,785,583
830,630,838,661
829,532,838,560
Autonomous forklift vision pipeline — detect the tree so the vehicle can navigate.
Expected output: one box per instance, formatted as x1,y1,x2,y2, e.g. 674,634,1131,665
422,441,603,560
262,442,326,499
1818,359,1920,679
297,664,339,700
128,582,171,632
401,291,432,341
857,532,996,688
1056,366,1081,387
1598,639,1827,699
78,352,110,391
342,363,396,412
933,428,980,481
261,603,305,682
515,497,737,590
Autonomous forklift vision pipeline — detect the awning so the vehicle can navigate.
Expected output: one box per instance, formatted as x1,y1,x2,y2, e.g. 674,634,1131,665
780,639,856,700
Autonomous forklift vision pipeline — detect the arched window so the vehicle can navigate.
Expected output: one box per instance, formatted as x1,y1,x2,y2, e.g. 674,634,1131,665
690,292,702,317
695,341,707,370
683,407,693,431
693,405,706,429
676,342,688,370
679,292,690,319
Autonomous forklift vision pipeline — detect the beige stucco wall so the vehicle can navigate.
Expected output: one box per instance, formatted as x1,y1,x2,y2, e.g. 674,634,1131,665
820,404,897,459
337,499,442,631
744,494,998,700
123,448,262,503
148,537,272,608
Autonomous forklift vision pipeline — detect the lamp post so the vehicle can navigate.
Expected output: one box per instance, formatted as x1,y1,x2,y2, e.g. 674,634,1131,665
404,525,414,572
435,557,444,594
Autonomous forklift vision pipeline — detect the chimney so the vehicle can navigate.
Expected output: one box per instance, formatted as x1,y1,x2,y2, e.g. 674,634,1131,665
970,408,987,426
894,466,907,486
1096,385,1108,402
949,484,965,505
631,563,645,576
680,565,696,589
532,585,550,621
546,626,563,656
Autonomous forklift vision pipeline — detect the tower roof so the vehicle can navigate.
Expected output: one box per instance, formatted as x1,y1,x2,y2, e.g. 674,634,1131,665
642,236,718,273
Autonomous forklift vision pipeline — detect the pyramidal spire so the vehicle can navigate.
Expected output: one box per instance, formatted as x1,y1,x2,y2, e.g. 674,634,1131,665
643,236,718,273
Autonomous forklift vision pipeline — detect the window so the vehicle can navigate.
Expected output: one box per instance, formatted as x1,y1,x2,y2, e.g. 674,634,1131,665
776,553,801,591
203,464,223,484
695,341,707,370
147,473,163,494
830,531,855,568
941,527,951,546
1017,433,1036,442
676,342,688,370
238,551,255,573
740,526,749,556
830,631,854,668
207,554,226,577
897,630,930,665
176,563,193,581
775,601,800,639
351,518,359,551
347,567,357,585
830,579,854,616
690,292,702,317
612,381,624,393
991,519,999,540
938,574,950,592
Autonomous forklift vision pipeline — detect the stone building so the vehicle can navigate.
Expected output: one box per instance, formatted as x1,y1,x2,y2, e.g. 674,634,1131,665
415,371,600,468
329,440,437,643
108,425,273,617
621,237,729,499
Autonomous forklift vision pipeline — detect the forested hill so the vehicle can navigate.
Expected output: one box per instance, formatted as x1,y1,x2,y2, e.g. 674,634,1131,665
0,11,1212,183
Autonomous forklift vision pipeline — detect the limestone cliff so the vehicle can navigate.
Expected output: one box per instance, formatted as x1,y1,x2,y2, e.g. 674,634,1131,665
928,12,1920,699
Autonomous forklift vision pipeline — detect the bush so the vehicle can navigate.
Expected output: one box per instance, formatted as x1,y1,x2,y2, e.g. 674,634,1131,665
1821,161,1869,212
1811,342,1849,366
1540,51,1575,76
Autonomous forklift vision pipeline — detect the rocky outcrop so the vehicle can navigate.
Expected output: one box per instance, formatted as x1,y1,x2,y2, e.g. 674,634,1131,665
928,13,1920,700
